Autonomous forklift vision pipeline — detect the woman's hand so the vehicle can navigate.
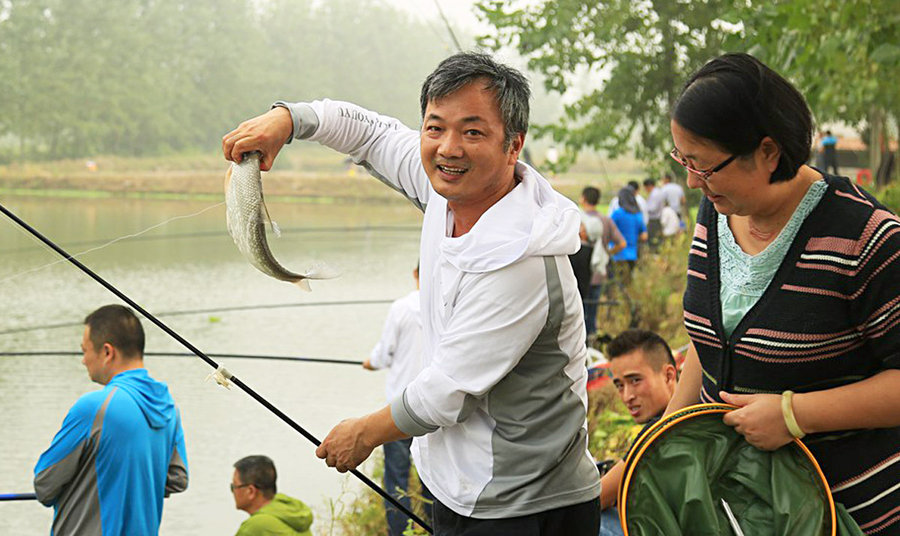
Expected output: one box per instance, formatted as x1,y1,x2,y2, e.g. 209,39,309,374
720,391,794,451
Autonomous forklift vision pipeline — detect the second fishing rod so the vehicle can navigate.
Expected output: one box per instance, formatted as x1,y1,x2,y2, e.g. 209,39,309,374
0,201,433,535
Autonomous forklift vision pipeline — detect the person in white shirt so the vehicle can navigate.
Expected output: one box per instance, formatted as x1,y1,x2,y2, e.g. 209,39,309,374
642,178,665,250
659,205,683,238
660,173,686,222
363,265,430,536
222,52,600,535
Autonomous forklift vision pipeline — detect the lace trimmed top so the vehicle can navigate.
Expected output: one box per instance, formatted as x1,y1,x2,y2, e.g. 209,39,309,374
718,180,827,337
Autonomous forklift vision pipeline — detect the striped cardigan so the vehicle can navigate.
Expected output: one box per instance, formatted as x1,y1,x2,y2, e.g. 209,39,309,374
684,175,900,534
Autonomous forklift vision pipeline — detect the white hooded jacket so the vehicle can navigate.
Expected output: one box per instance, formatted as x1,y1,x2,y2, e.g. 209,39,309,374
279,99,601,518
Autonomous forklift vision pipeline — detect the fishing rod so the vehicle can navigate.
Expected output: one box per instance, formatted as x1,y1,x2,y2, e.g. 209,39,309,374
0,351,363,366
0,201,433,534
0,493,36,502
0,299,394,336
432,0,462,52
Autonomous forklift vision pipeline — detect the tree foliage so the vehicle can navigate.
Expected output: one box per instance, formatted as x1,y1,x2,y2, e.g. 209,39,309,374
729,0,900,182
0,0,452,161
477,0,900,178
477,0,741,170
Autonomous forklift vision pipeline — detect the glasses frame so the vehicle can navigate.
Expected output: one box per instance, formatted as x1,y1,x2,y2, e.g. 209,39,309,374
230,482,253,493
670,148,737,181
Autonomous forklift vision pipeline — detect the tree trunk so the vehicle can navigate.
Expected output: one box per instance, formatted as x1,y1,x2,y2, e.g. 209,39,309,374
869,107,884,188
893,113,899,185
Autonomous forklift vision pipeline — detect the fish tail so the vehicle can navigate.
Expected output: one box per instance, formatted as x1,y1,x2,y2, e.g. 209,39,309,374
303,262,341,280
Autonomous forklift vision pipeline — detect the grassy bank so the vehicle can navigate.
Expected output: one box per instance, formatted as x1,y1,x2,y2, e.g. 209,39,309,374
0,150,643,205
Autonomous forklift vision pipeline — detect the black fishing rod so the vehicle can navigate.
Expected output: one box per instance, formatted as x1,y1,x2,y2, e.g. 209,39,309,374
0,201,432,534
0,493,36,502
0,299,394,336
0,351,363,366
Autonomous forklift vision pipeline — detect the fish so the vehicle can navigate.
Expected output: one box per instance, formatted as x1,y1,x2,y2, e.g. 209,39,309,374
224,151,337,291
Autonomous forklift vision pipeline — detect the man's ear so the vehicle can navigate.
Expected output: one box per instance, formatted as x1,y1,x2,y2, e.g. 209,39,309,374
664,364,678,384
507,133,525,165
102,342,116,364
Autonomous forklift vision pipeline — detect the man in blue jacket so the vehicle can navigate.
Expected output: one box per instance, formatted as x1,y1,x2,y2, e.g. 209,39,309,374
34,304,189,535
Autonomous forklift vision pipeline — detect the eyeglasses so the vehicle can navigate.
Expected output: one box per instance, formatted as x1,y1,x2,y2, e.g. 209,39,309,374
670,148,737,181
230,482,252,493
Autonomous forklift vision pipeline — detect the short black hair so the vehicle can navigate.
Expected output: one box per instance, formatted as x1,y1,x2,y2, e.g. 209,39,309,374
643,178,656,187
672,53,812,183
420,52,530,150
234,455,277,499
627,180,640,191
581,186,600,205
607,329,676,372
84,304,144,358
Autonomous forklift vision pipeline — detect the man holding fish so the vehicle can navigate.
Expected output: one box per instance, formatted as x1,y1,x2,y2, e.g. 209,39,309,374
223,52,601,535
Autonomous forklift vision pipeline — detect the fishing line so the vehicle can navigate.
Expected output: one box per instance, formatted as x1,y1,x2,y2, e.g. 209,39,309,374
0,224,420,255
0,351,364,366
0,201,433,534
0,201,225,286
0,299,394,336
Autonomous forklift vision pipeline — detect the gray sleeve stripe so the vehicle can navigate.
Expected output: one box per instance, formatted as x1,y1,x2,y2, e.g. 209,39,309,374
34,441,87,505
390,389,437,437
165,447,188,496
35,389,115,506
91,388,116,436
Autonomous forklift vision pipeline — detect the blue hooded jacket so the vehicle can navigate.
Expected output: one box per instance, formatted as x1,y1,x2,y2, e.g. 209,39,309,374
34,369,188,535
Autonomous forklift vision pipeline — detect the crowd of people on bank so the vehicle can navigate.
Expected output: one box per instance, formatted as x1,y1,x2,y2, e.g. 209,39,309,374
569,174,686,340
28,49,899,536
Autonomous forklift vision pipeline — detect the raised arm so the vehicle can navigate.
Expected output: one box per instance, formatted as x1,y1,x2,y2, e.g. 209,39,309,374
224,100,431,210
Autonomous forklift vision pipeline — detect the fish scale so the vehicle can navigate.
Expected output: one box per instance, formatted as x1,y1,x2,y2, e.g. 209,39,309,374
224,151,336,290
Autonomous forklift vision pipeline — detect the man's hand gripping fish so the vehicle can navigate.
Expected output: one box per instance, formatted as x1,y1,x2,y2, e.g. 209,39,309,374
225,151,336,290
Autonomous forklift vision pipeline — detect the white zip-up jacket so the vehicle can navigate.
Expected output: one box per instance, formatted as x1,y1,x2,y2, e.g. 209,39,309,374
278,99,601,518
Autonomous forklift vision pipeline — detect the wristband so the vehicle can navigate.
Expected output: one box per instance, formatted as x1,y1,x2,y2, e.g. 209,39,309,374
781,390,806,439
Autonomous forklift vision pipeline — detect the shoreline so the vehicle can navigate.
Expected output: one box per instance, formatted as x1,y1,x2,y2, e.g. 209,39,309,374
0,170,588,203
0,171,410,204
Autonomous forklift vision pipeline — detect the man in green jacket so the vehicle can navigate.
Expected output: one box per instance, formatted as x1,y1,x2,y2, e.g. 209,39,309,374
231,455,313,536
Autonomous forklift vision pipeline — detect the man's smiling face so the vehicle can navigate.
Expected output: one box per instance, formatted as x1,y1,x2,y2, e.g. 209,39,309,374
420,80,522,212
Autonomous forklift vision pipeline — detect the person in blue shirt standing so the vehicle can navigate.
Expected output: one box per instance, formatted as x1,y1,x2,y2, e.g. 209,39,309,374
34,304,188,535
609,186,648,282
820,130,839,175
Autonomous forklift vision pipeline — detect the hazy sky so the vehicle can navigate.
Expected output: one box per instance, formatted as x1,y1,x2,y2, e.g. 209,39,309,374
388,0,485,33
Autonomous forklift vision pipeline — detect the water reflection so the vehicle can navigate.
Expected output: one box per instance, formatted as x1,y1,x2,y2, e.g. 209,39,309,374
0,195,423,535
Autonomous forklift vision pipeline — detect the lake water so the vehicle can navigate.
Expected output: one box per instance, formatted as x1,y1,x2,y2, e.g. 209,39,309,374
0,194,423,535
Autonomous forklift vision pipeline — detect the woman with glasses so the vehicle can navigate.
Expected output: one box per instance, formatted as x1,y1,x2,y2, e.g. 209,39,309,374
664,52,900,533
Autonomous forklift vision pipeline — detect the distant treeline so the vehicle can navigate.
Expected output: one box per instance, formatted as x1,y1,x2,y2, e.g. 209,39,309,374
0,0,454,161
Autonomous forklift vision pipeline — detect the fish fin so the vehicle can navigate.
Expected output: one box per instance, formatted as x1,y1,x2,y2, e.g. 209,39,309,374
258,198,282,237
293,278,312,292
224,165,232,190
